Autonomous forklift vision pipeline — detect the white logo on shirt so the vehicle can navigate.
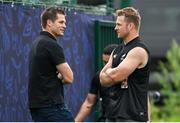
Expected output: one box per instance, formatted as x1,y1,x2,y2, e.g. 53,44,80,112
121,78,128,89
121,53,126,61
113,54,117,58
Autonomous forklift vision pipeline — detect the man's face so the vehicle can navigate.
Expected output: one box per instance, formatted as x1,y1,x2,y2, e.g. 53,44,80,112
49,14,66,37
102,54,110,66
114,16,129,39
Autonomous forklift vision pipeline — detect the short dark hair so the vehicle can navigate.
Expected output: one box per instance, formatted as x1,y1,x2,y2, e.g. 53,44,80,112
41,7,65,28
103,44,118,55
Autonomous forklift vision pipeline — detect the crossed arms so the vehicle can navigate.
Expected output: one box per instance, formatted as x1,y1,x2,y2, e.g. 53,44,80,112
100,47,148,87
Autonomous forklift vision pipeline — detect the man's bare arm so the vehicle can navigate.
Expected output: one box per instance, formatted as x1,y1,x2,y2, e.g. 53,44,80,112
56,62,73,84
100,47,148,86
100,53,114,87
75,94,97,122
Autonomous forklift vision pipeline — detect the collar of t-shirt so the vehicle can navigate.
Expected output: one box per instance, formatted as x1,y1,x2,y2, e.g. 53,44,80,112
40,31,57,41
123,36,140,46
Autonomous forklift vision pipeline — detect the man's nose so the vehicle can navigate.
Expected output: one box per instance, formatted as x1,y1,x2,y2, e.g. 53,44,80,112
63,23,66,28
114,26,117,30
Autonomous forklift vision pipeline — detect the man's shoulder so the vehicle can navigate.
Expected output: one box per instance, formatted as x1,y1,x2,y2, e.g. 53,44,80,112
39,35,56,42
34,35,59,47
127,38,150,55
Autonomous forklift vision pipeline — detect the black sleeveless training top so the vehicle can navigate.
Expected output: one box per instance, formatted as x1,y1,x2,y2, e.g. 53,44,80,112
100,37,150,121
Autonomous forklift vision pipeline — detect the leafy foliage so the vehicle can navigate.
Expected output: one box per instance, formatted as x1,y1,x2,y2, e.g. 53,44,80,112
151,39,180,121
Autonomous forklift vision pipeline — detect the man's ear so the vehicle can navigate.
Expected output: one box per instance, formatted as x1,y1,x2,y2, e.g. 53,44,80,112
47,19,52,27
128,22,134,31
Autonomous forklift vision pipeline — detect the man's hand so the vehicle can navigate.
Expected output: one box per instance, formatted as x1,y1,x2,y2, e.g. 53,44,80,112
57,73,63,79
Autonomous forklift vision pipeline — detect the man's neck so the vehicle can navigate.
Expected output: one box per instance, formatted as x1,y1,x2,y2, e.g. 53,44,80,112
123,32,139,45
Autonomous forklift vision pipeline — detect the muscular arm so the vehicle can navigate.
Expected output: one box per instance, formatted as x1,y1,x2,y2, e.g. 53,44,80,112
75,94,97,122
100,47,148,87
56,62,73,84
99,53,114,87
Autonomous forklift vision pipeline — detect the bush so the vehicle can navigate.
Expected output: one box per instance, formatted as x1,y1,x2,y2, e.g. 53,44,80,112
151,39,180,121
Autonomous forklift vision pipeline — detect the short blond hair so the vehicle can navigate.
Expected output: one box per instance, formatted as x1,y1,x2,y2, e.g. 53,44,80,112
116,7,141,30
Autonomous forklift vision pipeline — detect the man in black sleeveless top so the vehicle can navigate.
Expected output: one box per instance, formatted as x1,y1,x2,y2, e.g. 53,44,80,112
100,7,151,122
